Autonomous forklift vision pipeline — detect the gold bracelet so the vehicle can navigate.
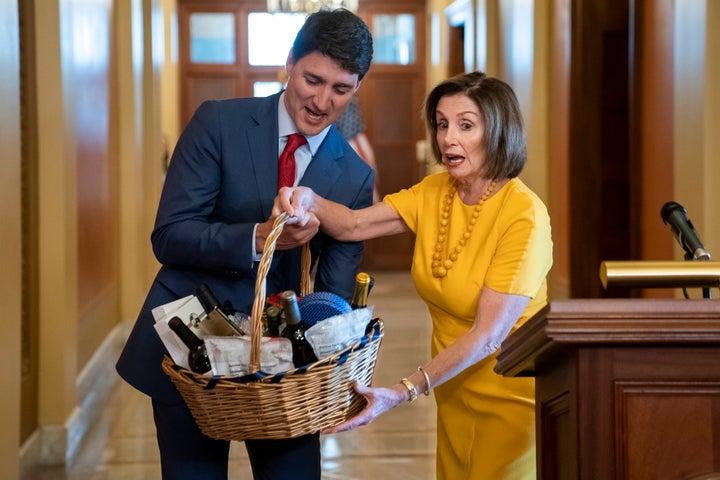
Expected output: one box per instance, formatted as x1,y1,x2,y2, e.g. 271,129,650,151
400,378,418,403
417,366,431,395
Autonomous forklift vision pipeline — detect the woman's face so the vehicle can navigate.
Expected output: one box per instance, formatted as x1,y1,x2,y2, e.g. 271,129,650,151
284,51,359,137
435,93,486,181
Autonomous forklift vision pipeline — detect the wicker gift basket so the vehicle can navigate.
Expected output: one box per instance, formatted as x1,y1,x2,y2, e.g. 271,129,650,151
161,212,384,441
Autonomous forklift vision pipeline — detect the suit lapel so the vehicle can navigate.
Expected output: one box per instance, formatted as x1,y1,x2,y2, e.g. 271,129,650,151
247,94,281,219
300,127,343,198
244,95,344,214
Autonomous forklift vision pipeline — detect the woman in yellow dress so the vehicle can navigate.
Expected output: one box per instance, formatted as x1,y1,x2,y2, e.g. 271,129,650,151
276,71,553,479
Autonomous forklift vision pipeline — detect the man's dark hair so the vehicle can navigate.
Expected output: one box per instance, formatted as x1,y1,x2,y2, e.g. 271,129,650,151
292,8,373,80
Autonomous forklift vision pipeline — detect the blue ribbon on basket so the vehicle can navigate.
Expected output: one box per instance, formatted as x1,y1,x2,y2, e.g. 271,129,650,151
194,317,383,388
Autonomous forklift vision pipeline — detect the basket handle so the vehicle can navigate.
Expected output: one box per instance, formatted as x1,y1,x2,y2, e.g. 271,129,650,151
249,212,311,373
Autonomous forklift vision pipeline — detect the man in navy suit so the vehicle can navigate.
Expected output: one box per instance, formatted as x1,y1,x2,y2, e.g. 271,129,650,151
116,9,374,479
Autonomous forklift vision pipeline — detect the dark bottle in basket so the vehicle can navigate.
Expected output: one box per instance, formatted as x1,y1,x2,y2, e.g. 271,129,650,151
196,283,243,336
279,290,317,367
168,316,212,374
265,305,282,337
350,272,374,310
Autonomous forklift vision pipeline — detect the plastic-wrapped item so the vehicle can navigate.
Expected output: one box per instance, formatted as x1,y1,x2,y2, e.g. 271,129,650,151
204,336,294,377
305,307,374,358
230,311,252,336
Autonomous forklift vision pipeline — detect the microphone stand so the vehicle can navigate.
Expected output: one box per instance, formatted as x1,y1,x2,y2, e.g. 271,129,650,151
684,252,713,299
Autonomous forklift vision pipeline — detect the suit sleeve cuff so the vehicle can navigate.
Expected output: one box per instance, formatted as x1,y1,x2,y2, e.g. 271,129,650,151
251,224,262,263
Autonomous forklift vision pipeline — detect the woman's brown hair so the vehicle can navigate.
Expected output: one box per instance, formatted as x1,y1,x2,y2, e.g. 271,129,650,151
423,71,527,180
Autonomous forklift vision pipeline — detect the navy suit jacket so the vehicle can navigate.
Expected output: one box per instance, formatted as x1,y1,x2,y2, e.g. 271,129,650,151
117,92,374,403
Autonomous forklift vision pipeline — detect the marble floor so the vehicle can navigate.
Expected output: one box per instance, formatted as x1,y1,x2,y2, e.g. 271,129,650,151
24,272,437,479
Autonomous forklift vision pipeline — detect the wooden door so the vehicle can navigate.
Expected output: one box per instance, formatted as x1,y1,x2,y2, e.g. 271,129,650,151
18,0,39,445
565,0,679,299
178,0,272,129
567,0,633,298
357,0,426,270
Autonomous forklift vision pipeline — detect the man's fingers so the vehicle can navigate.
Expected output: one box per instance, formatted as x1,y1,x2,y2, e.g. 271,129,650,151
277,186,295,216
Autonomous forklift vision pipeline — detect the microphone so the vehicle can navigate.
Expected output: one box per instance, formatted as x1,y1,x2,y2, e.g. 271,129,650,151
660,201,711,260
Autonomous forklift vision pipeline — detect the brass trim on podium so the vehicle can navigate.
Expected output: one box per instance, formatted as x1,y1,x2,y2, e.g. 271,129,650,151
600,261,720,288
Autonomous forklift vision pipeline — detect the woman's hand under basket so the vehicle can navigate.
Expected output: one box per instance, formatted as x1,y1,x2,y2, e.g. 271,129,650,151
321,381,409,434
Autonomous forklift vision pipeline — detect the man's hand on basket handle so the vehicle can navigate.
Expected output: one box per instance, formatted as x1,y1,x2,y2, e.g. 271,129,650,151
257,190,319,252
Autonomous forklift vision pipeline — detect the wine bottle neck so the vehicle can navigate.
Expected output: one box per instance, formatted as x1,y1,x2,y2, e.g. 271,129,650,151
351,273,372,309
168,317,204,350
280,290,302,326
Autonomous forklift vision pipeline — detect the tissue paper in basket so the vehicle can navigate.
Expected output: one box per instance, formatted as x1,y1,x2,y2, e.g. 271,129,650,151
204,336,294,376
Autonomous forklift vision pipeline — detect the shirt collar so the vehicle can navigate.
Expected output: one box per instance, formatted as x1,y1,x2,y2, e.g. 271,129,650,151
278,91,330,155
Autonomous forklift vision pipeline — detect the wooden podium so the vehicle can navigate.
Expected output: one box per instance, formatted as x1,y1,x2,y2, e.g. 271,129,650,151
495,299,720,480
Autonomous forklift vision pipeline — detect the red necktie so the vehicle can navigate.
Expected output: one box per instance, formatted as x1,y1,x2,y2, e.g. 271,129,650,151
278,133,307,189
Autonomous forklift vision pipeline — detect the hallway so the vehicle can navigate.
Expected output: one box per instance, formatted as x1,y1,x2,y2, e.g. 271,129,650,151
24,272,437,479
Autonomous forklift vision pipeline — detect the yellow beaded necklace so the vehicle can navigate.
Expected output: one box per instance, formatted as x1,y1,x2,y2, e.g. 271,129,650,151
431,179,497,278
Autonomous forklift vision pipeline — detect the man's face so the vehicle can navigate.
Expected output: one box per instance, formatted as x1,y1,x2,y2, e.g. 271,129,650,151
283,50,359,137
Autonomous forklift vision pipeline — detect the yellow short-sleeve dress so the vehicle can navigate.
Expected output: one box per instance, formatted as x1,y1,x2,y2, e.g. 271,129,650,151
384,172,553,480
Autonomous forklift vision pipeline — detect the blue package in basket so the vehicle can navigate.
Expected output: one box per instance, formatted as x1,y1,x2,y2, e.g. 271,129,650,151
298,292,351,327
